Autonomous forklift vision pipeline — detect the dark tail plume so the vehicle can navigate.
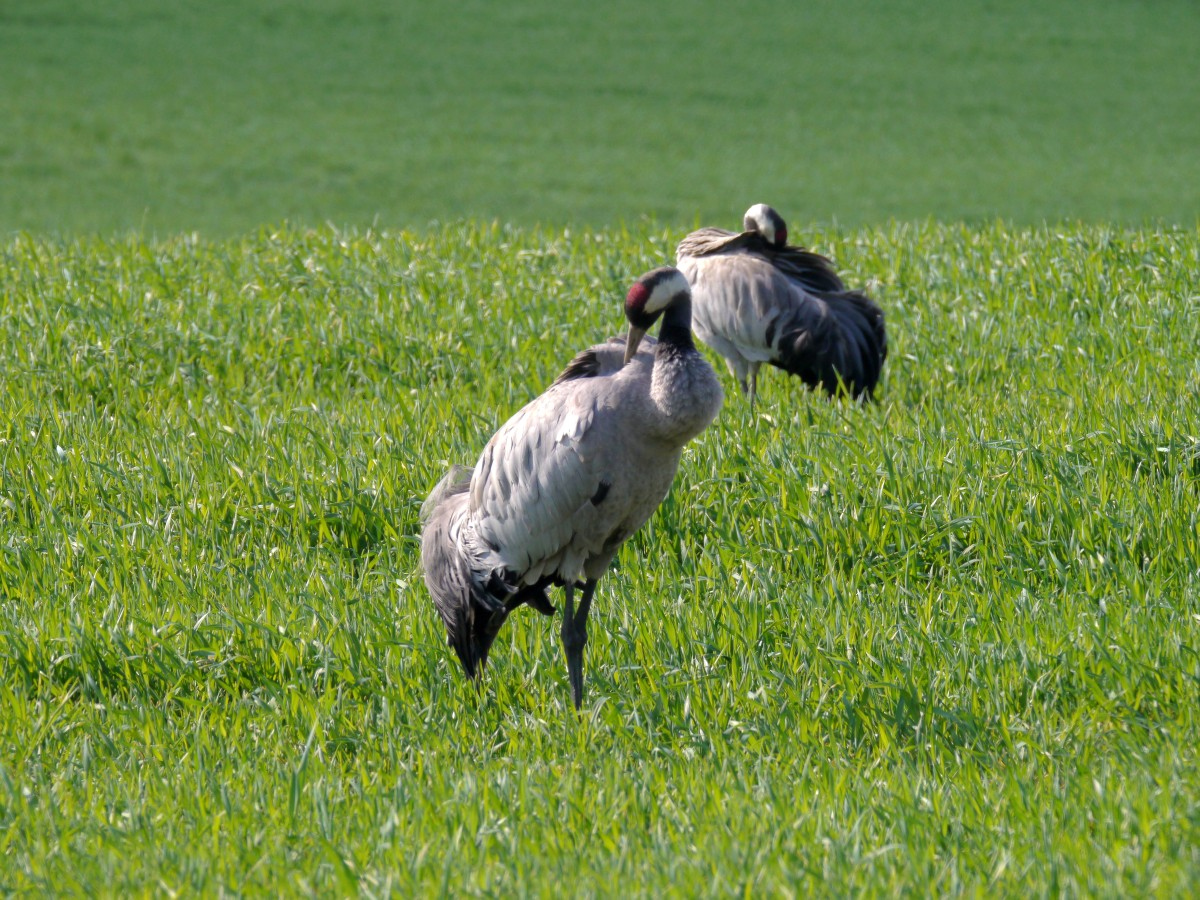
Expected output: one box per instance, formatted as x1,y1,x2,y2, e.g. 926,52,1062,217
419,466,555,679
772,289,886,399
420,467,503,677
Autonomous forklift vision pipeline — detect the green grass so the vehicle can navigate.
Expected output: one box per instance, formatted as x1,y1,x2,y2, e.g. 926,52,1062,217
3,0,1200,235
1,220,1199,894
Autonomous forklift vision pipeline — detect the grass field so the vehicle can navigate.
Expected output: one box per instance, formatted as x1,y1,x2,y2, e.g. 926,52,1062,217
3,0,1200,235
1,221,1198,893
3,0,1200,893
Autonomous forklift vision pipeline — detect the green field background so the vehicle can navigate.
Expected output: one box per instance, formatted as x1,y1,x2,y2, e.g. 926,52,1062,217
2,222,1199,893
3,0,1200,895
3,0,1199,235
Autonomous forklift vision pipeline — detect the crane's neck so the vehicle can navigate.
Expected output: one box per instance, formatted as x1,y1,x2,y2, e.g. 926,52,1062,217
647,296,723,441
655,298,695,356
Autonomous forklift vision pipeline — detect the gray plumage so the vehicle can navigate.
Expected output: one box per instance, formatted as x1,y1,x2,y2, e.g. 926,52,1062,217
676,203,887,403
420,267,723,709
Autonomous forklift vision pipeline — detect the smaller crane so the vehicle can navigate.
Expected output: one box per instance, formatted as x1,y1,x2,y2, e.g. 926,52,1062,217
677,203,887,405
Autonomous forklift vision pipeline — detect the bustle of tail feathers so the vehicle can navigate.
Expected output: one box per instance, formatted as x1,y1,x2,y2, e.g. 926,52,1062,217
420,466,557,679
420,466,509,678
772,289,887,399
419,464,473,524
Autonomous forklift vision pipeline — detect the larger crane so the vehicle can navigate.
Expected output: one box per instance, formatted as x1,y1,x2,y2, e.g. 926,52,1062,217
420,266,723,709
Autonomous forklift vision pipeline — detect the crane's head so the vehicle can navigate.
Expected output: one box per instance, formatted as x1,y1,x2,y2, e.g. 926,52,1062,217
623,266,691,364
743,203,788,249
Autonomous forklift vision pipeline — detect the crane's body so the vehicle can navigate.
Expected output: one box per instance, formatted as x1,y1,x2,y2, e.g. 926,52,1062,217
421,268,722,708
677,204,886,403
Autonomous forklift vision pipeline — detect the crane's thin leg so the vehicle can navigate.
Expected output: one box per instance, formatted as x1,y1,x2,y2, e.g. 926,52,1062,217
749,365,759,411
560,582,577,702
561,578,598,711
731,359,750,401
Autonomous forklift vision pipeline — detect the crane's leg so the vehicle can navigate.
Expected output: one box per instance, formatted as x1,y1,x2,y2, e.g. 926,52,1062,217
561,578,598,710
724,358,741,386
729,358,750,398
748,363,760,410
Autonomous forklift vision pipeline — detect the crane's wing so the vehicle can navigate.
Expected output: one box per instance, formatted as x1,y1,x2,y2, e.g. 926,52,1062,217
765,244,846,294
685,253,886,397
678,253,786,363
676,225,740,259
468,379,615,582
769,278,885,397
677,227,845,295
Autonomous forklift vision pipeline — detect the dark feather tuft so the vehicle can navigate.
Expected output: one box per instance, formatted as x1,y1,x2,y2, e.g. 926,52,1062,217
552,348,602,385
770,289,887,399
